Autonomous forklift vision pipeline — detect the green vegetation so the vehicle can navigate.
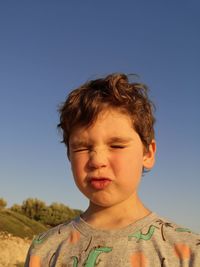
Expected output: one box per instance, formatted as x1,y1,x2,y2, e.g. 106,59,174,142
0,198,7,209
0,209,47,239
11,198,82,227
0,197,82,239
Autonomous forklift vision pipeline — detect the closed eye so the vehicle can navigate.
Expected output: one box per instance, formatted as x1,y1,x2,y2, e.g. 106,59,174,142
74,148,90,152
110,145,125,149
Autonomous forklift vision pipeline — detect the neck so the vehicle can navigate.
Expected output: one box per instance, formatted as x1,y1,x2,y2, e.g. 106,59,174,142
81,194,150,230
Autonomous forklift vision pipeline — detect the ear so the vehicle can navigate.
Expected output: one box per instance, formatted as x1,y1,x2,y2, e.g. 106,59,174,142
142,140,156,170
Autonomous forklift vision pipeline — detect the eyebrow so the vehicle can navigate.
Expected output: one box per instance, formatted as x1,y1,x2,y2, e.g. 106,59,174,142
70,140,90,149
107,137,133,143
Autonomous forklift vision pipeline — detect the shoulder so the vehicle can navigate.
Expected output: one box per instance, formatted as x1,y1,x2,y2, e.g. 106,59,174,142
32,218,79,250
133,213,200,264
24,217,79,266
153,215,200,241
151,215,200,256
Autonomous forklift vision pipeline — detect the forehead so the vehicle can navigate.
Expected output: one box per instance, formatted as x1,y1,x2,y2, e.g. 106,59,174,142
69,108,136,142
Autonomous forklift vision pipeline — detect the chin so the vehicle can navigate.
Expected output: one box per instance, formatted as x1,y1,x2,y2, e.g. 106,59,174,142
89,197,123,209
85,196,112,207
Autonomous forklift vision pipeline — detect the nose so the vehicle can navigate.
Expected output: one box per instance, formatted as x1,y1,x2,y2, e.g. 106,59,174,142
87,148,107,170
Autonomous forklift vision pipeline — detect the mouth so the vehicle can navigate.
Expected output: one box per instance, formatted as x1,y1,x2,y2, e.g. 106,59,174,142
88,177,112,190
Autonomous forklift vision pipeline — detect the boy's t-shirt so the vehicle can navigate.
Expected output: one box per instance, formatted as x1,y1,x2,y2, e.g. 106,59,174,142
25,212,200,267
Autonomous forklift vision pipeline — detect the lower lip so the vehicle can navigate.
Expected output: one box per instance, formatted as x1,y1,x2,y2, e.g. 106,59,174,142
90,179,111,190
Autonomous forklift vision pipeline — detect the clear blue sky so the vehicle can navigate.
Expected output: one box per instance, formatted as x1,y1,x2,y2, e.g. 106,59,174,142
0,1,199,232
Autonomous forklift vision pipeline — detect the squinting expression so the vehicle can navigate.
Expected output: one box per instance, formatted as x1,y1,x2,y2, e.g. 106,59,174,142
69,108,155,208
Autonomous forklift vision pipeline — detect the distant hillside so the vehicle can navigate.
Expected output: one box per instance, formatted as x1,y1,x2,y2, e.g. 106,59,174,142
0,209,47,239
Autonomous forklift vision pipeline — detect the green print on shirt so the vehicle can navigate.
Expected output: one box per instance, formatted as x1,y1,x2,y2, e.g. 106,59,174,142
175,228,191,233
72,246,112,267
128,225,158,242
33,232,49,245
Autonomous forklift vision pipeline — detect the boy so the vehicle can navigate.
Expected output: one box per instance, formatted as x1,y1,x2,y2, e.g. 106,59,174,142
25,73,200,266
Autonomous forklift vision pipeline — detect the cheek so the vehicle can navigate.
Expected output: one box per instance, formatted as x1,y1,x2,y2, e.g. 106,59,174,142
111,154,132,175
70,156,87,178
111,152,143,177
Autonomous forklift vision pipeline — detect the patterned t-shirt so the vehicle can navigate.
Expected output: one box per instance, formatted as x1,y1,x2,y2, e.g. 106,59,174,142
25,212,200,267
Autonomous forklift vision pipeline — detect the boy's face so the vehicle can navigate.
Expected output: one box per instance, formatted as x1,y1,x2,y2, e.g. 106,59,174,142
69,108,156,209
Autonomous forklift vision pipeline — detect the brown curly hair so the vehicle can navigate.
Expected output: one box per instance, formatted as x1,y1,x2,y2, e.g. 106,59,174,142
57,73,155,155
